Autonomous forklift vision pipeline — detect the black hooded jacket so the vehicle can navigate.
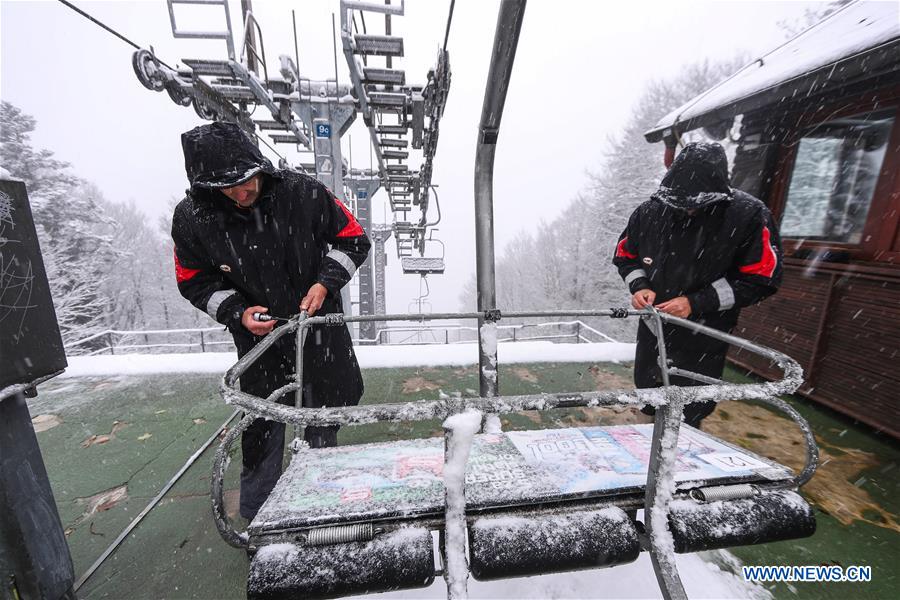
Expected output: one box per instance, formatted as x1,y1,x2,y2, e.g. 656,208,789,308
612,143,783,331
171,122,370,406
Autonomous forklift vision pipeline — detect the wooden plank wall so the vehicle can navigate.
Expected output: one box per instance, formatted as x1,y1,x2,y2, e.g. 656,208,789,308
729,261,900,439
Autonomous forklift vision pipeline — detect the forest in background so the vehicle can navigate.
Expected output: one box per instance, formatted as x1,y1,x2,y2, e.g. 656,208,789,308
459,57,745,341
0,101,213,352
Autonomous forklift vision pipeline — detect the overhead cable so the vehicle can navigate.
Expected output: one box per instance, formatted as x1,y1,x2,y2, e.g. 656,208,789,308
55,0,175,70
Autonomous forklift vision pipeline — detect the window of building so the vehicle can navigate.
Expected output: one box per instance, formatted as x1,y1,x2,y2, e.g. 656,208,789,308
781,109,894,244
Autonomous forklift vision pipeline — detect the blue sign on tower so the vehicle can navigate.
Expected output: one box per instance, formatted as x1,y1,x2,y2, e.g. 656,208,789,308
315,123,332,138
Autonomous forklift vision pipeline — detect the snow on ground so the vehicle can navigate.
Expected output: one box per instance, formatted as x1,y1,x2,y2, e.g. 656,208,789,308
59,341,636,378
369,550,770,599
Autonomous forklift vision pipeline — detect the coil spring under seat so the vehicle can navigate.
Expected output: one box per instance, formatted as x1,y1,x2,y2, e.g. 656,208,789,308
246,526,434,600
667,489,816,553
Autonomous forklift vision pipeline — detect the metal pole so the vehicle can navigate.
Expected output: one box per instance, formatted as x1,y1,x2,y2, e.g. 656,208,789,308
644,311,687,600
240,0,258,75
292,9,300,73
474,0,527,398
108,332,115,355
1,392,75,599
74,409,241,591
199,330,206,353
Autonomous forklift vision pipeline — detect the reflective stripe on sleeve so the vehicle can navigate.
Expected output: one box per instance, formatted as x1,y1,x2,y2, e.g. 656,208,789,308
326,249,357,277
206,290,237,320
711,277,735,310
625,269,648,286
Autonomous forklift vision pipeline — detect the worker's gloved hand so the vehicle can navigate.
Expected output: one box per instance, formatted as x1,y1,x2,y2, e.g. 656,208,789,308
631,288,656,309
242,306,276,336
656,296,692,318
300,283,329,316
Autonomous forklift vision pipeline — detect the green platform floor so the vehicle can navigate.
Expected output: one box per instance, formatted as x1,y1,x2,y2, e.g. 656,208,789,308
27,362,900,599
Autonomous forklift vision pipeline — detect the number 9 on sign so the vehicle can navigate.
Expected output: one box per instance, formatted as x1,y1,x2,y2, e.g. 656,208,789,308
315,123,331,138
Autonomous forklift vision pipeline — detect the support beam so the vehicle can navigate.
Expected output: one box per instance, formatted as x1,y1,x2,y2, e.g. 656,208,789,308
474,0,526,398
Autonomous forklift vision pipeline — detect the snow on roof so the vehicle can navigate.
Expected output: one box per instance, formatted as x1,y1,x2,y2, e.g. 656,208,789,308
645,0,900,142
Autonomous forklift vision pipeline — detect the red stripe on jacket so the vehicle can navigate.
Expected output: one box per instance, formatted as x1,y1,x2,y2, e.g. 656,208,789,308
616,237,637,259
738,226,778,278
334,199,365,238
174,249,201,283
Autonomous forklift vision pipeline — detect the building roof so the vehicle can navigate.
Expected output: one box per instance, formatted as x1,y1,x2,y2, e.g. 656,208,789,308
644,1,900,143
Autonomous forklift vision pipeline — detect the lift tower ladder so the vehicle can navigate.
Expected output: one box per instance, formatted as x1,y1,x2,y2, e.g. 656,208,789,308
339,0,451,261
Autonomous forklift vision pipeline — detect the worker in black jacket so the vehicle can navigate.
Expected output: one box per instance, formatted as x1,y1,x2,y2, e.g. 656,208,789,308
613,142,782,428
172,121,370,519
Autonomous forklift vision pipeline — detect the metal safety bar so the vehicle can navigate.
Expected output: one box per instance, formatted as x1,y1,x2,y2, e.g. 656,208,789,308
240,10,268,83
213,306,816,600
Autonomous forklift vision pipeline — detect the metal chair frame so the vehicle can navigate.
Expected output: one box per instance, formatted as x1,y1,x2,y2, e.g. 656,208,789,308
211,307,817,600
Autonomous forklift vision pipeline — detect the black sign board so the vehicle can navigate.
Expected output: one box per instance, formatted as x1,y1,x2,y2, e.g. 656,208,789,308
0,179,67,389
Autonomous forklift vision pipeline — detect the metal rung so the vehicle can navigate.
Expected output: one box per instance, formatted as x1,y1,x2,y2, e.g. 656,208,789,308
369,92,406,107
183,58,233,77
379,138,408,148
341,0,405,16
353,34,404,57
382,150,409,159
363,67,406,85
210,77,244,87
271,134,301,144
386,165,409,173
376,125,408,135
211,85,255,101
256,120,289,130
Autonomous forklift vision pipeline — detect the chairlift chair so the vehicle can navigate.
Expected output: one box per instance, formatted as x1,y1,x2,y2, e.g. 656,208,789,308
211,308,817,600
401,231,445,276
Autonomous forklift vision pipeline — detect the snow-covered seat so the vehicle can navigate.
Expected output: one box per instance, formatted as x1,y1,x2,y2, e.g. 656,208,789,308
401,256,445,274
241,424,812,598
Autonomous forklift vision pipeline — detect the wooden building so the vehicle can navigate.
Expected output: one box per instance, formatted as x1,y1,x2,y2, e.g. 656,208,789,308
644,1,900,438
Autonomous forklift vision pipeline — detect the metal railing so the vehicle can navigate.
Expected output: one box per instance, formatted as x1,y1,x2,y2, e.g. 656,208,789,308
65,320,619,355
372,320,617,345
66,327,236,356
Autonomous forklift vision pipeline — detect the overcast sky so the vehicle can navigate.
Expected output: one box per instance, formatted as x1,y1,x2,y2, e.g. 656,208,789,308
1,0,825,314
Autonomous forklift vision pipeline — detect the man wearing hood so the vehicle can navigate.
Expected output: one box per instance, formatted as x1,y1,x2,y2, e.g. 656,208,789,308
613,142,783,427
171,121,370,520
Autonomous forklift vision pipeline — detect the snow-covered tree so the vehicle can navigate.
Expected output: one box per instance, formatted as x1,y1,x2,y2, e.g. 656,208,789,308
463,57,747,340
1,102,120,347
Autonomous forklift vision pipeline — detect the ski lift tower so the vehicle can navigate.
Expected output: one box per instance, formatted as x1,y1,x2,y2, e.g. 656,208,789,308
132,0,451,333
